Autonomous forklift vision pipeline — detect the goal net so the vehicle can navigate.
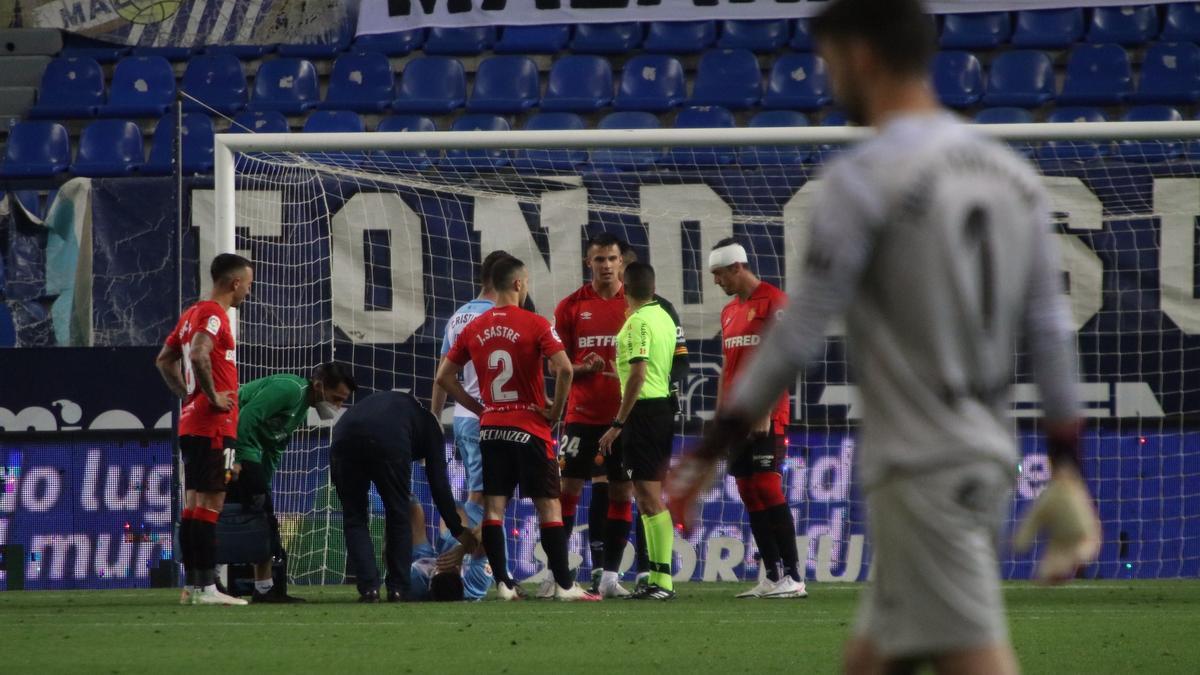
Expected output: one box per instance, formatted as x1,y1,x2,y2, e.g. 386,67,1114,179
212,124,1200,586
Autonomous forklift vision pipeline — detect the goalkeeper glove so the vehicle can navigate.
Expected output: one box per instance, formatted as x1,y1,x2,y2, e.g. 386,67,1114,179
1013,465,1101,584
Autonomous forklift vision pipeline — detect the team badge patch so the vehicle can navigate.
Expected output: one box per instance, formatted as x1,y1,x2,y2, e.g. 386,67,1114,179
205,315,222,335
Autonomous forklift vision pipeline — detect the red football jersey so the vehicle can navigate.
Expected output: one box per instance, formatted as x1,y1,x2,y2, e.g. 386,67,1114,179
165,300,239,441
445,305,565,443
720,281,789,434
553,284,627,425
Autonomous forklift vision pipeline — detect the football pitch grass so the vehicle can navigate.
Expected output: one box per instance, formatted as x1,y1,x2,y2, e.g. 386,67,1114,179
3,580,1198,673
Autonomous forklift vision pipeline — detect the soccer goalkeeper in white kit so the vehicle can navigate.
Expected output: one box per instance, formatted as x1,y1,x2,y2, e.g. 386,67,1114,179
669,1,1100,673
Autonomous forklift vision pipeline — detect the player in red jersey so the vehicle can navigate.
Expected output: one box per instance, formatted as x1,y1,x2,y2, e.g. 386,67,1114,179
155,253,254,606
550,232,627,595
711,238,806,599
436,256,599,602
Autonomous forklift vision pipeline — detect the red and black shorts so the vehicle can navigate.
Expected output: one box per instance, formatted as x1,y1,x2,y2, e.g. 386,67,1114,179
727,431,786,478
609,398,675,483
480,426,561,500
180,434,235,493
559,423,608,480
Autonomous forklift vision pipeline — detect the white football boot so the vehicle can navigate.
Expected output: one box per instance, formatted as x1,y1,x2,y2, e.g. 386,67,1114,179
762,576,808,599
193,585,248,606
554,583,602,602
736,576,778,599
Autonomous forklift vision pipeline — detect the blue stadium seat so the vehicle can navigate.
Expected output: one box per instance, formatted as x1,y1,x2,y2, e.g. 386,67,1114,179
204,44,275,59
131,46,193,61
1012,8,1086,49
303,110,365,133
442,114,510,170
1037,107,1110,163
763,54,831,111
689,49,762,109
973,107,1035,157
352,29,425,56
665,106,736,166
739,110,810,166
375,114,438,170
29,57,104,118
424,26,497,55
570,22,643,54
513,113,588,172
718,20,790,52
143,113,215,176
932,51,984,108
1059,44,1133,105
392,57,467,114
277,31,352,59
1131,42,1200,103
71,119,144,177
1087,5,1161,45
790,19,814,50
1118,105,1184,162
320,52,394,112
643,21,717,54
468,55,540,114
614,55,686,112
541,55,613,113
591,111,662,171
0,122,70,177
981,50,1055,107
247,58,319,114
1162,3,1200,42
940,12,1012,49
495,24,570,54
181,54,248,115
99,56,176,118
229,110,289,133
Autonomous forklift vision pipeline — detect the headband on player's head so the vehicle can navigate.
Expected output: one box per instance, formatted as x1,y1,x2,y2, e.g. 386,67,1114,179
708,243,748,271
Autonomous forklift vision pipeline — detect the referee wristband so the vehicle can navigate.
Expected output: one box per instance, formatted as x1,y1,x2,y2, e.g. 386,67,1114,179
610,419,624,429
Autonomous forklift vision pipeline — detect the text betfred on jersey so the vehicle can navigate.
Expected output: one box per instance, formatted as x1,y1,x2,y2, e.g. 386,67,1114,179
166,300,239,440
720,282,789,434
446,306,565,444
554,284,627,425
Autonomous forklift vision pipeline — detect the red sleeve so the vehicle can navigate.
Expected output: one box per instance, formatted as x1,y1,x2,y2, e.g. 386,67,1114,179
446,325,472,366
192,304,226,340
164,314,184,349
553,296,574,361
538,316,566,358
768,286,788,324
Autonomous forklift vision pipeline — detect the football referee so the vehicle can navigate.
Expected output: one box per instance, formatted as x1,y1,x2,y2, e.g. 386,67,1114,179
597,262,677,600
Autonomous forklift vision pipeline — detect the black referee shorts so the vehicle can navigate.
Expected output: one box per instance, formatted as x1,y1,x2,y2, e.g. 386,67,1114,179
609,398,674,483
559,423,608,480
728,431,787,478
180,435,235,493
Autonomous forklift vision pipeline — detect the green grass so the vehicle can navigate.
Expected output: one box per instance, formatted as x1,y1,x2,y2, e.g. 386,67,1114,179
3,581,1198,673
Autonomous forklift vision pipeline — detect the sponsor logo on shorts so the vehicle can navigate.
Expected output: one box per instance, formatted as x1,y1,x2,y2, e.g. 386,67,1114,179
480,428,533,444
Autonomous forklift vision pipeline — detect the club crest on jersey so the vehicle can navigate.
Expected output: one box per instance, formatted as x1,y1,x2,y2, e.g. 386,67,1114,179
747,308,756,321
205,315,221,336
580,311,592,320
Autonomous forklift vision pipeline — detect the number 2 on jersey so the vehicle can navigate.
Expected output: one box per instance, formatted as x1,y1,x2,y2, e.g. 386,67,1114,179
488,349,518,402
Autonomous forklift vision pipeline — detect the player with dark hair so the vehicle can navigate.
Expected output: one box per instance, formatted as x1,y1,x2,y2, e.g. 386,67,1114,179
670,0,1099,672
155,252,254,606
231,361,357,603
407,502,492,602
709,238,806,599
437,256,598,601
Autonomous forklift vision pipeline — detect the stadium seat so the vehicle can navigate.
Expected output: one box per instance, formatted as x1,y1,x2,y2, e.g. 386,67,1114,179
375,114,438,170
513,113,588,172
643,21,717,54
320,52,394,113
689,49,762,110
495,24,571,54
591,111,662,171
204,44,275,59
1036,107,1110,163
1087,5,1161,46
981,50,1055,107
973,107,1035,157
739,110,810,166
1130,42,1200,103
352,29,426,56
1162,3,1200,42
939,12,1012,49
143,113,216,176
181,54,248,115
277,31,352,59
99,56,176,118
718,20,790,52
613,55,686,112
246,58,319,114
1012,8,1086,49
468,55,541,114
0,121,70,177
762,54,831,111
442,114,510,170
71,119,144,177
932,51,984,108
665,106,737,166
790,19,814,50
541,55,613,113
229,110,289,133
1118,105,1184,162
392,57,467,114
1059,44,1134,106
131,46,193,61
570,22,643,54
303,110,365,133
28,57,104,118
423,26,497,55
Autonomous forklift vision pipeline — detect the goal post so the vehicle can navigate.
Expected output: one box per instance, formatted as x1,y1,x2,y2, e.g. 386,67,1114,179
210,122,1200,585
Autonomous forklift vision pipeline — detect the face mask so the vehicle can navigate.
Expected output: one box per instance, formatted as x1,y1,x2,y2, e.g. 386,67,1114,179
315,400,339,421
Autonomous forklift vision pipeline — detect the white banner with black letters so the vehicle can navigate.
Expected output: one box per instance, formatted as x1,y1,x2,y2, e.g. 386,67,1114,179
357,1,1173,34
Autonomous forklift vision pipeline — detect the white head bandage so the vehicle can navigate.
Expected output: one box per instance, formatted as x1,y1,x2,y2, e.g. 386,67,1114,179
708,243,748,271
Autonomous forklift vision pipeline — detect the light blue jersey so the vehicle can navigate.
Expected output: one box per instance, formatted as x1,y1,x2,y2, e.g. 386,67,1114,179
410,529,493,601
440,298,495,420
